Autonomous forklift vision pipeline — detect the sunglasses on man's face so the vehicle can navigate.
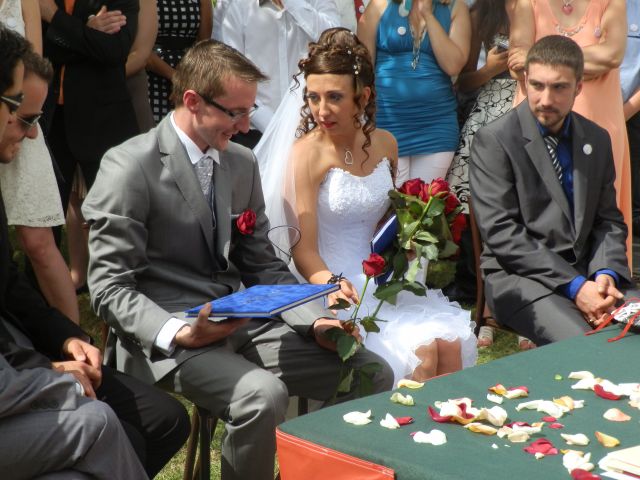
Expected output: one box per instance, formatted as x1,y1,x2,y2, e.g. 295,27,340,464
0,92,24,114
17,113,42,131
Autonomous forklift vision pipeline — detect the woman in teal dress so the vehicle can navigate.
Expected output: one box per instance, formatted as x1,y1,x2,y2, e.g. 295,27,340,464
358,0,470,185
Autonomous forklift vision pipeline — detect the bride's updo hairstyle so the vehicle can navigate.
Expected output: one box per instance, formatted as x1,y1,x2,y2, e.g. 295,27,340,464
296,28,376,154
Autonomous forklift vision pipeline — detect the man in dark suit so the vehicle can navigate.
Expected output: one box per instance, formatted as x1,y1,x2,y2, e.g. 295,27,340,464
470,35,635,346
0,36,189,478
39,0,139,209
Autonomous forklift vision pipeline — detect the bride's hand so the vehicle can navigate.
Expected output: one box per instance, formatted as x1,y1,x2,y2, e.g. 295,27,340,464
327,279,359,314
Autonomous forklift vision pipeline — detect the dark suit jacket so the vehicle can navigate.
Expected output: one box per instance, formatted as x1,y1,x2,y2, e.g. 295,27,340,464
469,101,631,320
43,0,139,184
0,197,85,369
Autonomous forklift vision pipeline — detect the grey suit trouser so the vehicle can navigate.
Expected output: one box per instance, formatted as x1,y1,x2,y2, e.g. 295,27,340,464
496,288,640,346
0,397,148,480
158,319,394,480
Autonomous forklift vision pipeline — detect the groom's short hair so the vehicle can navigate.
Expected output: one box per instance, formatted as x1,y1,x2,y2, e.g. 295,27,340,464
170,40,267,106
525,35,584,81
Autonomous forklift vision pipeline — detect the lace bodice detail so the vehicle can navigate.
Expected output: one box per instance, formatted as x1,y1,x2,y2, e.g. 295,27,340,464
0,0,26,36
317,158,393,275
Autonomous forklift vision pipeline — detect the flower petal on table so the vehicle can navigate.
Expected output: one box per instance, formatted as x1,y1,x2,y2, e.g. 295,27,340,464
523,438,559,456
568,371,595,380
563,451,594,473
516,400,542,411
507,430,531,443
488,384,507,396
504,387,529,399
396,416,414,426
464,422,498,435
541,416,557,422
380,413,401,429
570,469,600,480
397,379,424,389
594,384,621,401
572,378,598,390
554,396,576,410
629,392,640,409
411,430,447,445
343,410,372,425
487,393,504,404
549,422,565,429
603,408,631,422
390,392,415,406
561,433,590,446
595,431,620,448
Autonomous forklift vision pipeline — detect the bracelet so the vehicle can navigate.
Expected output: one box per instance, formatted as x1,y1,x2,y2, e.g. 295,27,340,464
327,273,345,285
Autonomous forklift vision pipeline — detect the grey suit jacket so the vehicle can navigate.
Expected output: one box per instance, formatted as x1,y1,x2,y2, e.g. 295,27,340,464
83,115,328,384
469,101,631,320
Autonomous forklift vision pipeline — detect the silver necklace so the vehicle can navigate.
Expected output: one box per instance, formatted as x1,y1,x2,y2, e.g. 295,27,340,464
344,149,354,165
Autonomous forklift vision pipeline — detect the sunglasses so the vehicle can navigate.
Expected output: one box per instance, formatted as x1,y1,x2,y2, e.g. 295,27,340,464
0,92,24,114
196,92,258,122
17,112,42,130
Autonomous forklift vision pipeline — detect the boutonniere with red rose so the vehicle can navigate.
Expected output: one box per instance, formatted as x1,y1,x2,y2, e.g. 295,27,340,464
235,208,256,235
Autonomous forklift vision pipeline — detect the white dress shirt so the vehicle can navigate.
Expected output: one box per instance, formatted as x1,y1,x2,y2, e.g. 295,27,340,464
218,0,340,132
154,113,222,355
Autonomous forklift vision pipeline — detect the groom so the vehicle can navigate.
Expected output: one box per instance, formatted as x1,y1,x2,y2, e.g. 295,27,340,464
83,40,393,480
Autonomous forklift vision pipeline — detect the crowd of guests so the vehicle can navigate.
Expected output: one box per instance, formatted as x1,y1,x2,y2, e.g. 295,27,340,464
0,0,639,478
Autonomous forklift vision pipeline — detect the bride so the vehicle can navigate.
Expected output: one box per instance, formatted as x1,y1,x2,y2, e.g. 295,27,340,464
256,28,477,383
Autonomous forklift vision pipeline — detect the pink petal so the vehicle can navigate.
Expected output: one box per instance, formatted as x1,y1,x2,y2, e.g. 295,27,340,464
594,384,621,400
428,406,453,423
571,469,601,480
523,438,559,456
396,416,414,426
505,421,531,428
541,416,557,422
509,386,529,393
549,423,564,429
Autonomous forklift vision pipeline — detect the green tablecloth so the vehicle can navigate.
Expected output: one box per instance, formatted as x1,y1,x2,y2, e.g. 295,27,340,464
279,327,640,479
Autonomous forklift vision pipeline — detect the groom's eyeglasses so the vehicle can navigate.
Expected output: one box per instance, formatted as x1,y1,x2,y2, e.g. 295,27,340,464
196,92,258,122
0,92,24,114
17,112,42,131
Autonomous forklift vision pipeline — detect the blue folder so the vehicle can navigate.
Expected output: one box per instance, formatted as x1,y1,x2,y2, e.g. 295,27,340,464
370,214,398,285
185,283,340,319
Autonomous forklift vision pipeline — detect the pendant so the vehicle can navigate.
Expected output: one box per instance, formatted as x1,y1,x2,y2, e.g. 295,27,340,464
344,150,354,165
562,4,573,14
398,0,410,17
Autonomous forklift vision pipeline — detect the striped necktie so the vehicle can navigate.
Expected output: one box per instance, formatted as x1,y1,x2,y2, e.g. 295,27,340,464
195,155,216,228
544,134,563,183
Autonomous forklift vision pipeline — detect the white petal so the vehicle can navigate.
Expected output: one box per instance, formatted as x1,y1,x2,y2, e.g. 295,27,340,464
379,413,401,429
568,371,595,380
534,452,545,460
413,430,447,445
390,392,415,406
487,393,504,404
343,410,372,425
563,451,594,473
538,400,565,418
486,406,508,427
561,433,590,446
516,400,542,411
571,378,597,390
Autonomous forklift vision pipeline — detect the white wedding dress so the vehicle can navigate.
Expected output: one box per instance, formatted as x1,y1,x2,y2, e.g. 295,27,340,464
315,157,477,383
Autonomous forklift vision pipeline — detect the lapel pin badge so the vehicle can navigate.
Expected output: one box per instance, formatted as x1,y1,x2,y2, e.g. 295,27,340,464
583,144,593,155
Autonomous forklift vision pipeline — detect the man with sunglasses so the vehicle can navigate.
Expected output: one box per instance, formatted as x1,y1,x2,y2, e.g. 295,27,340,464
83,40,393,480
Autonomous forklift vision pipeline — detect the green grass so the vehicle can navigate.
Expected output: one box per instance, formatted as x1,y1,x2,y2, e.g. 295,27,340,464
12,228,522,480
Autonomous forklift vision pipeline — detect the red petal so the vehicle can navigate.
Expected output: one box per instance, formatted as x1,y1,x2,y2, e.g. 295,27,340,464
571,469,601,480
541,416,557,422
523,438,559,456
594,384,621,400
458,403,476,420
549,423,564,429
395,416,414,426
505,421,531,428
428,406,453,423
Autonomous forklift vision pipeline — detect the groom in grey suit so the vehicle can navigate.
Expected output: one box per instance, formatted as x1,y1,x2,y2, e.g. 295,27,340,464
470,35,634,346
83,40,393,480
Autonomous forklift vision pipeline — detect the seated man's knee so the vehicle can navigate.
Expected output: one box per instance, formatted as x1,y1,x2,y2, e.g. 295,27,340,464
233,370,289,422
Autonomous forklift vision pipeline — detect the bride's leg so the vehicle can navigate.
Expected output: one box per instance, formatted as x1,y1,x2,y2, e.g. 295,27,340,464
412,342,438,382
435,339,462,376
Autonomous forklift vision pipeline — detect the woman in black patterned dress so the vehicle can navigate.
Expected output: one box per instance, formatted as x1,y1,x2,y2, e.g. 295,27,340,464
146,0,212,124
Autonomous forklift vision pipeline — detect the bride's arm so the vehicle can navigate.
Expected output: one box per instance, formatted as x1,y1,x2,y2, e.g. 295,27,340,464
291,142,359,305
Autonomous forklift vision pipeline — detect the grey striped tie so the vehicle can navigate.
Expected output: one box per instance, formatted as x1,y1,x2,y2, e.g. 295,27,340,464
544,135,563,183
195,155,216,228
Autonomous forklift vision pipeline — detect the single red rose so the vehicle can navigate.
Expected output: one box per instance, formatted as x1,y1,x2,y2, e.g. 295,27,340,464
362,253,386,277
399,178,424,197
236,209,257,235
523,438,559,456
450,213,467,244
418,184,432,203
571,469,601,480
444,193,460,214
429,178,449,197
395,416,414,426
594,384,621,400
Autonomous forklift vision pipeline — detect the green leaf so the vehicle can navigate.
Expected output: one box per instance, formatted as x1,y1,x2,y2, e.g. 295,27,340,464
324,326,346,343
438,240,459,259
403,281,427,297
337,368,354,393
357,369,375,397
360,316,380,333
373,281,404,301
392,252,408,279
400,220,419,243
426,197,445,217
328,298,352,311
415,231,439,243
425,243,439,260
336,335,359,361
406,256,421,282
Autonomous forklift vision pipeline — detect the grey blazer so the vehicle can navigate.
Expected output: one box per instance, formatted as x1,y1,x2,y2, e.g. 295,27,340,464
83,116,328,384
469,101,631,320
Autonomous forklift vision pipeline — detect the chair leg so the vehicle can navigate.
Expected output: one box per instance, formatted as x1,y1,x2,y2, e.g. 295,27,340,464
468,202,486,335
297,397,309,416
183,407,200,480
191,407,218,480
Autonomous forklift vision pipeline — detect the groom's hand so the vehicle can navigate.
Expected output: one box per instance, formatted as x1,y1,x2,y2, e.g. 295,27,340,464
312,318,362,351
174,303,249,349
